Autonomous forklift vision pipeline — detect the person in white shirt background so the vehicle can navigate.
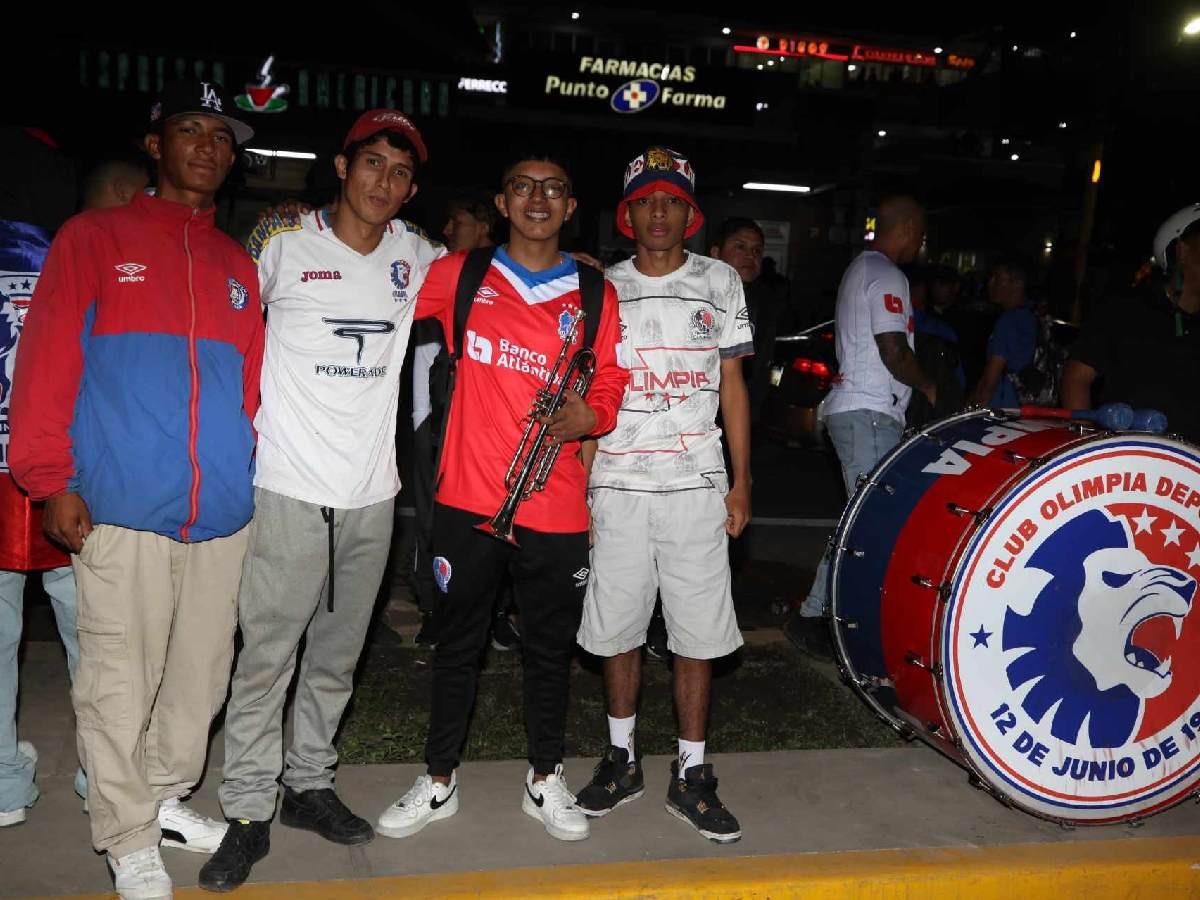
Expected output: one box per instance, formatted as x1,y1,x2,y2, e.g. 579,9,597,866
787,195,935,660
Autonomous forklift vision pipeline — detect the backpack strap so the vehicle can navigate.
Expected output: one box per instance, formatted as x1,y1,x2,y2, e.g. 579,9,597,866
425,246,498,533
452,246,498,361
576,262,605,350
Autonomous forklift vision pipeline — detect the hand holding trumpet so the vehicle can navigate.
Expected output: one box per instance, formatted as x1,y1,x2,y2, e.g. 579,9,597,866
541,389,598,444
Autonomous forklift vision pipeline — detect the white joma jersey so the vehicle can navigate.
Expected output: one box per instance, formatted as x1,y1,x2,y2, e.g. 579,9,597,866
248,210,445,508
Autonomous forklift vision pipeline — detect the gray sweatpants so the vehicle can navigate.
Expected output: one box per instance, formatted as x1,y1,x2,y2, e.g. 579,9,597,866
219,488,394,821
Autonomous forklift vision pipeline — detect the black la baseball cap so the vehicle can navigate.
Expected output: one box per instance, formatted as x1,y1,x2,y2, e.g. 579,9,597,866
148,79,254,146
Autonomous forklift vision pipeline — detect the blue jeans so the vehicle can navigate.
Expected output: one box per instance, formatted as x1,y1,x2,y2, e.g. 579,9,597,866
801,410,905,617
0,566,87,812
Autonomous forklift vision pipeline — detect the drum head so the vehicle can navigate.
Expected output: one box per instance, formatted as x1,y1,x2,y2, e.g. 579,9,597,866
940,432,1200,822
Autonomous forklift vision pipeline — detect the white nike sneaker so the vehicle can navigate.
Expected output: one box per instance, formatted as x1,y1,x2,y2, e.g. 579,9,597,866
0,741,37,827
157,797,226,854
108,846,173,900
377,773,459,838
521,765,589,842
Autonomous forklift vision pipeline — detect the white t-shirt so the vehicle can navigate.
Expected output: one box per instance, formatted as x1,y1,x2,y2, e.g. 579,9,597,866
248,211,445,508
592,253,753,493
821,250,914,422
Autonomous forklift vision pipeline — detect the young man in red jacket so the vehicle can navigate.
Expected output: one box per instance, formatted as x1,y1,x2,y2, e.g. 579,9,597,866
9,80,263,900
376,153,626,843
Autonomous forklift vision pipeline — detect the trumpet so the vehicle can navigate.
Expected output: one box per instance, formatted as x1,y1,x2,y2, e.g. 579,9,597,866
476,310,596,546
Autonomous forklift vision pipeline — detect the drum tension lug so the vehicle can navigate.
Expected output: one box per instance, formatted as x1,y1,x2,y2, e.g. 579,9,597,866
947,502,992,524
904,651,942,678
859,478,896,495
925,721,942,735
838,545,866,559
1004,449,1044,466
911,575,951,600
833,615,859,630
1058,820,1077,832
1125,816,1145,829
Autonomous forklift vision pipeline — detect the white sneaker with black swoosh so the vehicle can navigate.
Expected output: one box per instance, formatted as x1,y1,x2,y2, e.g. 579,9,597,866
376,773,458,838
521,765,589,841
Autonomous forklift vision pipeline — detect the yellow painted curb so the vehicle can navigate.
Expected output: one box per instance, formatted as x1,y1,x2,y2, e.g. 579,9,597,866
35,835,1200,899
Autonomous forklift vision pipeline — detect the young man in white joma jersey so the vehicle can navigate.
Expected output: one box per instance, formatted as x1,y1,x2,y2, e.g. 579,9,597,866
199,109,444,893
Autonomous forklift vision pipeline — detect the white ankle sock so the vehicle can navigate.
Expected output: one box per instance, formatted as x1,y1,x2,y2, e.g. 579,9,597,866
608,715,636,755
678,739,705,774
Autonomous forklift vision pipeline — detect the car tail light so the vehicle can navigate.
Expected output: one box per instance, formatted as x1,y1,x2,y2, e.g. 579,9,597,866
790,357,832,391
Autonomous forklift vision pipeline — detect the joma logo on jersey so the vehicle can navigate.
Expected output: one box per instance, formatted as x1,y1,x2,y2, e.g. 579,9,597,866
300,270,342,283
630,370,710,392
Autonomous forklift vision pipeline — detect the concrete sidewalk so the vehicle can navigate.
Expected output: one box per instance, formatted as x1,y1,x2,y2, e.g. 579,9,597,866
6,642,1200,898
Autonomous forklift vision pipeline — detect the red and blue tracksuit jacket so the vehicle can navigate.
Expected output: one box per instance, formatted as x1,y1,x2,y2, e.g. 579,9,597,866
8,192,264,542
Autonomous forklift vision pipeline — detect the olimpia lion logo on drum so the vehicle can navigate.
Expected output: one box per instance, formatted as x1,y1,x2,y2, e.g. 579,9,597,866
1003,508,1194,748
947,437,1200,821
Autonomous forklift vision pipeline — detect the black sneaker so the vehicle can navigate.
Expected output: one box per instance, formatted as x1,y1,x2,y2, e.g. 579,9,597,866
784,612,834,662
198,819,270,893
665,760,741,844
574,745,645,817
414,611,438,648
279,787,374,846
490,612,521,652
645,613,671,661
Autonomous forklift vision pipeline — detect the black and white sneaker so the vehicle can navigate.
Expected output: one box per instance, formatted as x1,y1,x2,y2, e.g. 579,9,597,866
158,797,227,853
665,760,741,844
574,746,645,817
377,774,458,838
521,765,589,841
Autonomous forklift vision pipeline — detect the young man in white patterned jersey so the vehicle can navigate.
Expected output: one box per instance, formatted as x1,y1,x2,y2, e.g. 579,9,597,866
375,153,626,845
199,110,445,893
574,147,753,843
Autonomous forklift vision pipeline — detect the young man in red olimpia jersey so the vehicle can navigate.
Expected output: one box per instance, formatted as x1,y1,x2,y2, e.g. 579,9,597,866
573,146,753,844
376,153,625,844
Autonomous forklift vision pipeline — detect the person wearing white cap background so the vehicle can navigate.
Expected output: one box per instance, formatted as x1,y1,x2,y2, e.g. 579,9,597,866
1062,204,1200,442
200,109,442,893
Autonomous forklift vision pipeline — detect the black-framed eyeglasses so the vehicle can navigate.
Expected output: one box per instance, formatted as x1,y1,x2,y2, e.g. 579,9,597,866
505,175,570,200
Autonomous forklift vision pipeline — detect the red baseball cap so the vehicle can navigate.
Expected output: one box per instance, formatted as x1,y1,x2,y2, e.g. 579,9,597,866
342,109,428,162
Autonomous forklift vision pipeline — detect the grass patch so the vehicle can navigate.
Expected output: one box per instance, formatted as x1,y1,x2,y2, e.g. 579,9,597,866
337,631,902,765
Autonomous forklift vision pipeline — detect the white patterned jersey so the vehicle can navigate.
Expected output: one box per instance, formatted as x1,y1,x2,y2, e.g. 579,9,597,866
248,210,445,508
591,253,753,493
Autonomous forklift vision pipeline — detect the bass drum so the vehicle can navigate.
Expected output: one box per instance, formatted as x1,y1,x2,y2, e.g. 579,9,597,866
830,409,1200,824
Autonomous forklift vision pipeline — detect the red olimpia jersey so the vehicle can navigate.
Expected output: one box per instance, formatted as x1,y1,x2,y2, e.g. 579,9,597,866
415,248,626,533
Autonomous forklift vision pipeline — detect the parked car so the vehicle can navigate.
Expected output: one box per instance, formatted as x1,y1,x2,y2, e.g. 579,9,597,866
762,321,838,449
762,316,1079,448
